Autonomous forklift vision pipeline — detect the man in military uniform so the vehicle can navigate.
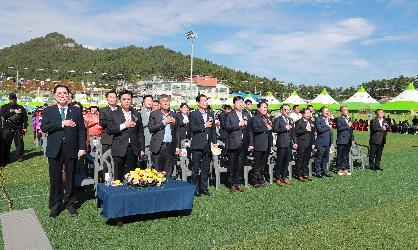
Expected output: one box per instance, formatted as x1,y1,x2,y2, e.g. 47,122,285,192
0,93,28,162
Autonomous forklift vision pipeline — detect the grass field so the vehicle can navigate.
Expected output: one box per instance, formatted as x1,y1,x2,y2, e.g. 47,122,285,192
1,129,418,249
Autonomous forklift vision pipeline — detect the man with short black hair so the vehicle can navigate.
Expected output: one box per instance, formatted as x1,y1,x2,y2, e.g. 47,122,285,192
0,92,28,162
225,96,248,192
369,109,388,171
99,89,118,153
189,94,217,196
248,101,272,187
107,90,145,180
314,106,333,178
273,104,297,186
295,108,315,182
41,85,86,217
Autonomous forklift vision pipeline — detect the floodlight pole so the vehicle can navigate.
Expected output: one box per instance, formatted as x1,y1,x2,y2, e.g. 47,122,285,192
185,31,197,100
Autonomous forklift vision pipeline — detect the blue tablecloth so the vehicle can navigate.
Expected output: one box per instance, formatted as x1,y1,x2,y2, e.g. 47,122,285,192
97,179,196,219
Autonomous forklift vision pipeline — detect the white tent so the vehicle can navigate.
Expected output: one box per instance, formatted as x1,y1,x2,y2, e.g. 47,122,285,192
310,88,339,105
389,82,418,102
283,91,307,105
264,92,281,105
244,93,257,103
344,86,379,103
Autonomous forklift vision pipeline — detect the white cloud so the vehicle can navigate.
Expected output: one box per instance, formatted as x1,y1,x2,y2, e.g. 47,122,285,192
208,18,375,84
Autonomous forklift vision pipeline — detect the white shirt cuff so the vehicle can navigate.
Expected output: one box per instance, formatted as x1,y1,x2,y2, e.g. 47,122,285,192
120,123,127,130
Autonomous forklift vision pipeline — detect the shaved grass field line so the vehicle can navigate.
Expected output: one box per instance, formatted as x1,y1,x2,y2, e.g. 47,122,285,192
1,128,418,249
221,195,418,250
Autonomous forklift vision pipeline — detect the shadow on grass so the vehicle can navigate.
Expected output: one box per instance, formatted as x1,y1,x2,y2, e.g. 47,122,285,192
105,209,193,227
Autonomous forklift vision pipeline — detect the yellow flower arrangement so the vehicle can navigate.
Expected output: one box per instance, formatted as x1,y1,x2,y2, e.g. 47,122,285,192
124,168,167,187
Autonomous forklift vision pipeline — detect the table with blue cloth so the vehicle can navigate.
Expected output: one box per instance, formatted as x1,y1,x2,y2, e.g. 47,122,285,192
97,179,196,219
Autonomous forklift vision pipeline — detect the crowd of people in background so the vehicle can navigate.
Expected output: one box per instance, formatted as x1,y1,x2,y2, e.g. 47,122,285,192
0,85,417,218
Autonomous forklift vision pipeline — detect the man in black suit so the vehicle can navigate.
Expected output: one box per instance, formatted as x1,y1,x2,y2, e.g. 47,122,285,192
189,94,217,196
336,106,354,176
107,90,145,180
248,101,272,188
369,109,388,171
218,104,231,143
40,84,86,218
177,102,191,142
244,99,254,117
295,108,315,182
225,96,249,192
148,94,180,178
273,104,297,186
314,107,333,178
99,90,118,154
0,93,28,162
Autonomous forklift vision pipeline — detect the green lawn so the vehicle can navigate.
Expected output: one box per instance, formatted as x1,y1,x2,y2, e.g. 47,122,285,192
1,130,418,249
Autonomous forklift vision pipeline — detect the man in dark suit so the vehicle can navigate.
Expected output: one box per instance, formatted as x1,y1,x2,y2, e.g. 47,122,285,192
189,94,217,196
99,90,118,154
225,96,249,192
218,104,231,143
369,109,388,171
295,108,315,182
0,93,28,162
314,106,333,178
248,101,272,188
107,90,145,180
177,102,191,142
273,104,297,186
148,94,180,178
40,84,86,218
244,99,254,117
336,106,354,175
139,95,153,168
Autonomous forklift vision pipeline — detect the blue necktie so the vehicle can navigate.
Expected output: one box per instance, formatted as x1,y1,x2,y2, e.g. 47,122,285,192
60,107,66,121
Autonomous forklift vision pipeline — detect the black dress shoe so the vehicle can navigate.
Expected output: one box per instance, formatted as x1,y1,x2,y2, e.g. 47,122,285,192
67,206,78,217
314,174,323,178
49,210,60,218
324,174,332,178
201,190,211,196
194,191,202,197
375,167,383,171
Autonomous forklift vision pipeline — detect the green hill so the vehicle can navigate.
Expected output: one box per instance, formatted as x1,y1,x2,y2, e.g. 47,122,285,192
0,32,286,95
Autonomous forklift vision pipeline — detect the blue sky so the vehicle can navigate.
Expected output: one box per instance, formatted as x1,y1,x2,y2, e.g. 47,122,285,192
1,0,418,87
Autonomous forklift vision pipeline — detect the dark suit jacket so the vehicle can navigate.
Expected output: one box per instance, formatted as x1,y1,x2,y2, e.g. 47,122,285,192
107,108,145,157
99,106,119,145
295,118,315,148
369,118,387,145
336,116,354,145
273,115,295,148
189,110,217,150
249,113,270,152
224,110,250,150
315,116,333,147
41,105,86,159
218,111,228,142
148,110,180,153
177,112,191,142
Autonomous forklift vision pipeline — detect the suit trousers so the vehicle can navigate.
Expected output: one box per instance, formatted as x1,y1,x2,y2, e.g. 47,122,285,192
228,143,245,186
251,150,268,184
47,144,76,212
152,143,174,178
275,146,291,180
191,143,211,192
3,128,24,161
113,145,137,181
337,144,351,171
369,143,384,169
314,146,330,176
296,147,312,178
